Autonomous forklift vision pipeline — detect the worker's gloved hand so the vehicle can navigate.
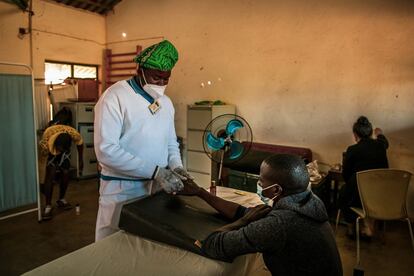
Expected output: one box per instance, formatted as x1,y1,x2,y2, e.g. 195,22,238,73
154,167,184,193
173,167,194,181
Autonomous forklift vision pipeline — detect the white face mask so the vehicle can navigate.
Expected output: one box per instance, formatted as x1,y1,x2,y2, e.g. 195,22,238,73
140,69,167,99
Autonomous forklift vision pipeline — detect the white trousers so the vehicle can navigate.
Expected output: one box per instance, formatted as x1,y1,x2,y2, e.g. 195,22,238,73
95,179,152,241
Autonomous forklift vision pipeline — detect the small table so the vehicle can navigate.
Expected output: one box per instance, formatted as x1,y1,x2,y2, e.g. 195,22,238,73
327,169,343,212
310,169,343,217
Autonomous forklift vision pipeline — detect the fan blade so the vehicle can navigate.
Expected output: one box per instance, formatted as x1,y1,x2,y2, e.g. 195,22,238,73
226,119,244,136
206,132,225,151
228,141,244,160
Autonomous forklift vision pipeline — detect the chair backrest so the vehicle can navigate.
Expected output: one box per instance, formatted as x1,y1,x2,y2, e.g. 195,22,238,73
357,169,412,220
407,179,414,219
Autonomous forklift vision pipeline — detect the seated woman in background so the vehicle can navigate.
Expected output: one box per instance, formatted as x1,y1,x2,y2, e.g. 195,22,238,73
339,116,389,237
180,154,342,276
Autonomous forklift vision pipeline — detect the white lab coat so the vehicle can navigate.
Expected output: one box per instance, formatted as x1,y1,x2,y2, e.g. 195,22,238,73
94,80,182,241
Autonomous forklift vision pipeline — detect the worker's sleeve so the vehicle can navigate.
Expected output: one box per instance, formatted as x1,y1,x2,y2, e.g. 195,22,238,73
376,134,389,150
167,110,183,170
94,94,157,179
201,214,285,261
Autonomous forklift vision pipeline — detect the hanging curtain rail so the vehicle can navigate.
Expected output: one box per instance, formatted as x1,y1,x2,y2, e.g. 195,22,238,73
0,61,41,222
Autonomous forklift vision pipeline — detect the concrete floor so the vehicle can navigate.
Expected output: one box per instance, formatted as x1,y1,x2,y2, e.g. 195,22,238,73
0,178,413,276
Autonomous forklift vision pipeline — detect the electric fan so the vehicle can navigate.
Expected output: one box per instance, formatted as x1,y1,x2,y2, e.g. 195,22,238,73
202,114,253,184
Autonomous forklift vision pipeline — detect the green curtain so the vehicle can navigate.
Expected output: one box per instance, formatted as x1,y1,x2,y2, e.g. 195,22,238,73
0,74,37,212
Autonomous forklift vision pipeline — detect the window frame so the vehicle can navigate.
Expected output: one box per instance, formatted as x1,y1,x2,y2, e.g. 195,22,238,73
45,60,99,83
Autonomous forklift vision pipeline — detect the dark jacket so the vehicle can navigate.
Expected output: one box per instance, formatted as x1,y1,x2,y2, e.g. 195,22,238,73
202,190,343,276
342,135,389,183
339,135,389,213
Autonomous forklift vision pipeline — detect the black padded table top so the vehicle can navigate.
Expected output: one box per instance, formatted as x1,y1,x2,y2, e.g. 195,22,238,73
118,192,230,258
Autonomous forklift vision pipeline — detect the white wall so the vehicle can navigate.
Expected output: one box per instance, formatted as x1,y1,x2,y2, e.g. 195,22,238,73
106,0,414,172
0,1,30,73
0,0,105,79
2,0,413,172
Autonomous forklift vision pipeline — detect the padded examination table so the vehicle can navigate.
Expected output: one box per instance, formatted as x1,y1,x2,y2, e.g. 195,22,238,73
23,231,267,276
23,187,268,276
119,192,230,257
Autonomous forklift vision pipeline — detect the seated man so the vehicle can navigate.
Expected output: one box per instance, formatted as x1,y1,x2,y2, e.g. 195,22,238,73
180,154,342,276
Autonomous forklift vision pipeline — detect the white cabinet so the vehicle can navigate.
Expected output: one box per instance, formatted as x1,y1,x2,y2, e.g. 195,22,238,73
60,102,97,178
186,104,236,188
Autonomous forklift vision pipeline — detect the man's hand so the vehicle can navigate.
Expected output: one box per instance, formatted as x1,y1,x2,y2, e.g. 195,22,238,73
155,167,184,193
173,167,194,181
240,204,272,225
177,179,202,196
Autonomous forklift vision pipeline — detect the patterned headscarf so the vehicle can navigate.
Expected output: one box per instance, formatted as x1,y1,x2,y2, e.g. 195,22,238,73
133,40,178,71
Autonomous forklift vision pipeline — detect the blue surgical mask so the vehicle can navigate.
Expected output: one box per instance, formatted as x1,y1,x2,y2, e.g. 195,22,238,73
257,183,271,205
257,183,279,205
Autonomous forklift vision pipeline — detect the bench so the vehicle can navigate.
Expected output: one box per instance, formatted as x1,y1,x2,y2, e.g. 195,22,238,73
221,142,313,192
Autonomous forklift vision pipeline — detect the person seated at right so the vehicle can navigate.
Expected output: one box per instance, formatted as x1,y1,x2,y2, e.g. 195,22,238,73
179,154,342,276
339,115,389,237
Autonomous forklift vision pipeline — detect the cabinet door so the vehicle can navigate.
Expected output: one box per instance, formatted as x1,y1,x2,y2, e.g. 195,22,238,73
187,151,211,174
188,171,211,189
83,146,98,176
187,130,204,151
77,104,94,123
187,108,212,130
79,125,94,144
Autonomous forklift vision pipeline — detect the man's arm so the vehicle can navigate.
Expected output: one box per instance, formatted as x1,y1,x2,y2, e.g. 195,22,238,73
180,180,271,222
201,213,284,261
215,205,272,232
179,181,242,220
179,181,273,261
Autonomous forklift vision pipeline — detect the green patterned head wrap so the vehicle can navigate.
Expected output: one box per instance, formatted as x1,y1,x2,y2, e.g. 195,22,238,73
133,40,178,71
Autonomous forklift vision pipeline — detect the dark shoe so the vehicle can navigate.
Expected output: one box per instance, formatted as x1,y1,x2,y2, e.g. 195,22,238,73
56,200,73,210
42,207,53,221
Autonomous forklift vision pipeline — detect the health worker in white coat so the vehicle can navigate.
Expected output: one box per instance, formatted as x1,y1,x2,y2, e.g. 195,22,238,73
94,40,192,241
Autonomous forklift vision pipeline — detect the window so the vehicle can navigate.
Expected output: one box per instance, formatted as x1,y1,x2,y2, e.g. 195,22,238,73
45,61,98,84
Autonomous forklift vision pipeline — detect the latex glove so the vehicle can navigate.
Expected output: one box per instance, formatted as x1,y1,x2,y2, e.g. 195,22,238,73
173,167,194,181
177,179,201,196
154,167,184,193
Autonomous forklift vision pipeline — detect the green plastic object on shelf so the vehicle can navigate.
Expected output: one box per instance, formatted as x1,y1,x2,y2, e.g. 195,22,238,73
194,100,226,105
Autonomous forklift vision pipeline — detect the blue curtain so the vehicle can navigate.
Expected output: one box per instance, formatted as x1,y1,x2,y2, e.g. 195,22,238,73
0,74,37,212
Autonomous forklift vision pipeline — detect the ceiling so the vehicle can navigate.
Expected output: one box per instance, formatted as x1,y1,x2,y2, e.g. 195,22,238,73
51,0,122,15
